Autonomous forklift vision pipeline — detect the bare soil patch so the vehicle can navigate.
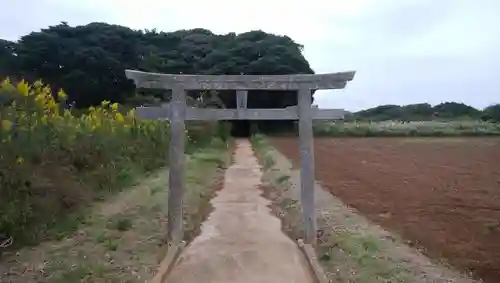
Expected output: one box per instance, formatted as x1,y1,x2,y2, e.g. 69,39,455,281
271,137,500,283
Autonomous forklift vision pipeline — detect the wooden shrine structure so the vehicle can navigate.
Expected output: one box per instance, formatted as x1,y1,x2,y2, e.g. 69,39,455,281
125,69,355,245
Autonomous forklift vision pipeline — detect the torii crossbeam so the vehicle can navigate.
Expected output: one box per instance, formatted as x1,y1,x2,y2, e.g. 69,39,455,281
125,69,356,245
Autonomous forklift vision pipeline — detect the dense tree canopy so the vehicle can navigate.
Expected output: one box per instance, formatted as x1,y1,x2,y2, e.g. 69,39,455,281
0,22,313,110
0,39,16,78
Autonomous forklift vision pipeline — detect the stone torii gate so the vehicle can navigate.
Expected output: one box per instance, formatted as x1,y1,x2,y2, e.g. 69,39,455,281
125,69,355,245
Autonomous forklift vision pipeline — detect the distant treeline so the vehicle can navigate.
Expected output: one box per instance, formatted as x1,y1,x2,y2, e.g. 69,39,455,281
346,102,500,122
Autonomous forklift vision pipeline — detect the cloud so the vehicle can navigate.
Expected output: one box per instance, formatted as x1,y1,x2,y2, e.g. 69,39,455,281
2,0,499,110
312,0,500,111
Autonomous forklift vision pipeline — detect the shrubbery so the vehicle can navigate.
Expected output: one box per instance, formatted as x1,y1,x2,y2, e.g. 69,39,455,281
0,79,227,247
313,120,500,137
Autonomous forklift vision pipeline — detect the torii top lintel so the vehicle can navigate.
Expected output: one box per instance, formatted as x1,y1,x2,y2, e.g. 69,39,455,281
125,69,356,90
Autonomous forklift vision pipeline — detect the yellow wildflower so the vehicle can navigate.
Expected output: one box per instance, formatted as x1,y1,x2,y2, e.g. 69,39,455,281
1,120,13,131
33,80,44,88
57,89,68,100
35,93,45,103
115,112,125,123
46,98,57,109
1,78,11,88
16,80,30,97
16,157,24,165
111,103,119,111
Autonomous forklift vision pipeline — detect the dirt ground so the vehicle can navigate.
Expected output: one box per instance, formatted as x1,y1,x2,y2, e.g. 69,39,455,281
167,140,313,283
271,137,500,283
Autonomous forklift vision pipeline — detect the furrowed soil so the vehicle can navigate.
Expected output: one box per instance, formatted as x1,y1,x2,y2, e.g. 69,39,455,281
270,137,500,283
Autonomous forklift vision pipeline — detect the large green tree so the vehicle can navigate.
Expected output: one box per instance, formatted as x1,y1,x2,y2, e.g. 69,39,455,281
12,22,142,106
1,23,313,110
0,39,16,78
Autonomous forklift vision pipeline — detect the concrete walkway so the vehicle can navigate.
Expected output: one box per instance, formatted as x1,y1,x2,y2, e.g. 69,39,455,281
166,139,313,283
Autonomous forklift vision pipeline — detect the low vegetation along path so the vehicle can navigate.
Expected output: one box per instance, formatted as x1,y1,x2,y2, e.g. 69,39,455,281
167,139,313,283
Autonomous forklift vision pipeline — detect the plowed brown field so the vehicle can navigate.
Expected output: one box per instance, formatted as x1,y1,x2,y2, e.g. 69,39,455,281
271,137,500,283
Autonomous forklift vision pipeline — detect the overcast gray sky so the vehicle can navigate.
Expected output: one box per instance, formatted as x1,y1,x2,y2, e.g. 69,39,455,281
1,0,499,111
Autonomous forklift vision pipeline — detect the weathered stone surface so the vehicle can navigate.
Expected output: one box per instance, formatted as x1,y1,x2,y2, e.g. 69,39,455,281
125,69,355,90
124,68,356,246
135,105,346,120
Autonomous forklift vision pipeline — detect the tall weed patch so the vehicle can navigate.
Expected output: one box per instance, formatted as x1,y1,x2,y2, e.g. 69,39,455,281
0,79,227,247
